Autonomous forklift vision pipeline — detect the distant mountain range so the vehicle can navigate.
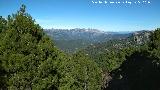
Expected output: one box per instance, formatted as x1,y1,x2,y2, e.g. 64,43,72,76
83,30,152,57
44,28,152,53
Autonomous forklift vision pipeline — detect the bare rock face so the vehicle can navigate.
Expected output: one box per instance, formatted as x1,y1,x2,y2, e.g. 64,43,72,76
102,71,112,89
133,30,152,44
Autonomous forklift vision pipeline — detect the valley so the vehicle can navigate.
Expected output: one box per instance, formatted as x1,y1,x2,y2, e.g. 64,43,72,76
0,4,160,90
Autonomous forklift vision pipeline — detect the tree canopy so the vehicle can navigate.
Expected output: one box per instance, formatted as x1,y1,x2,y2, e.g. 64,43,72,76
0,5,102,90
0,4,160,90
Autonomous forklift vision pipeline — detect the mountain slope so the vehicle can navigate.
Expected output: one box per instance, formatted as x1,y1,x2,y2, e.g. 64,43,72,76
45,28,131,53
83,30,152,57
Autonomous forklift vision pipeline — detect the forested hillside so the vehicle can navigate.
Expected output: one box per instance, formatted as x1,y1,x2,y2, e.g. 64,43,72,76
45,29,131,53
0,5,160,90
0,5,102,90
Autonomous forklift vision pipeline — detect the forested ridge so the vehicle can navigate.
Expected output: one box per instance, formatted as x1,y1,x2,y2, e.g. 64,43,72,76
44,29,131,53
0,5,160,90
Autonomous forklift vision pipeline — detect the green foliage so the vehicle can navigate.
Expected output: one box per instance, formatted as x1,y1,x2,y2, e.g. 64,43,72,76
54,39,91,54
107,49,160,90
0,5,103,90
0,16,7,33
105,28,160,90
81,32,148,73
0,14,8,90
150,28,160,50
0,58,7,89
94,51,123,72
0,4,159,90
59,52,102,90
0,5,64,89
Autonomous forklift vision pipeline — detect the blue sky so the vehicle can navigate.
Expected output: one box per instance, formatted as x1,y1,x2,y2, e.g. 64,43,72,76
0,0,160,32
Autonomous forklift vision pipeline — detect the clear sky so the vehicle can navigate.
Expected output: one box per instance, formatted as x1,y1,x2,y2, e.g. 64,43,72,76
0,0,160,32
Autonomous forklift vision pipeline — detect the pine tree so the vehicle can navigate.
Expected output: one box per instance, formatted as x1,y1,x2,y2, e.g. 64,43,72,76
0,5,66,89
59,51,102,90
0,4,105,90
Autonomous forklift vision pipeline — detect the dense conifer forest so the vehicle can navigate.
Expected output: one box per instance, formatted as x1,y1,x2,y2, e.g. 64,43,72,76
0,5,160,90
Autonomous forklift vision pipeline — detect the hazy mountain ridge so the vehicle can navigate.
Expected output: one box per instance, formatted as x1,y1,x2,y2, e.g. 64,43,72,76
44,28,151,53
107,30,151,48
83,30,152,56
45,28,112,41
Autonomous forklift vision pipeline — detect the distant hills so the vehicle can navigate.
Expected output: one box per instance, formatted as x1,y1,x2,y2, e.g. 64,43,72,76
82,30,152,58
44,28,152,53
